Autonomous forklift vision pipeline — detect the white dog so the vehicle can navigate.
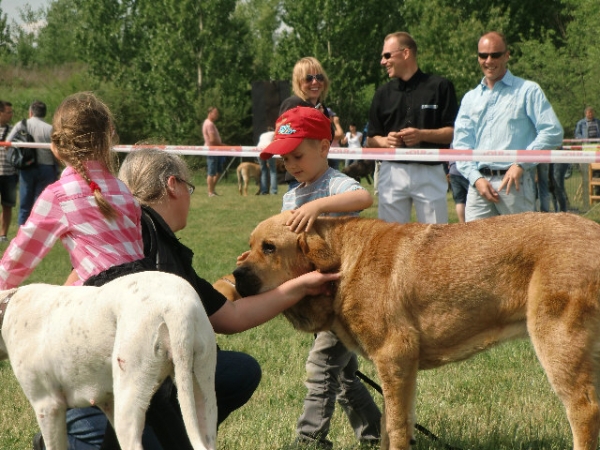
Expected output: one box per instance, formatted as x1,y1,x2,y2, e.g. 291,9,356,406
0,271,217,450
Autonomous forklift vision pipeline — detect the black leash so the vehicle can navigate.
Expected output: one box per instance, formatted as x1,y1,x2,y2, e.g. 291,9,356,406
356,370,462,450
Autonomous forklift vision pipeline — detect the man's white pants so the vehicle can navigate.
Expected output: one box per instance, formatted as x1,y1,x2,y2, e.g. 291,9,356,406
378,161,448,224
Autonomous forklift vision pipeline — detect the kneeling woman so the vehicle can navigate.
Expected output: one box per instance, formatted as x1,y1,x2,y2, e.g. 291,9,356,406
59,148,338,450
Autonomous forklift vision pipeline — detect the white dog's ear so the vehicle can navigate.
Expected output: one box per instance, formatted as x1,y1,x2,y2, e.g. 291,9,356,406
298,230,340,272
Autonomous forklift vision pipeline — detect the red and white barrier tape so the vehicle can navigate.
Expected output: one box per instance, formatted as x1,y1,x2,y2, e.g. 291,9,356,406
3,141,600,163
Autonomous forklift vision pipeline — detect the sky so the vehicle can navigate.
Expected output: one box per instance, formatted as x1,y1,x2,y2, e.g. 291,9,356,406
2,0,50,24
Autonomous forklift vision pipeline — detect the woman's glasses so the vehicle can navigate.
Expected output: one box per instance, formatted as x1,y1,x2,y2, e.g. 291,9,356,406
305,74,325,83
176,177,195,195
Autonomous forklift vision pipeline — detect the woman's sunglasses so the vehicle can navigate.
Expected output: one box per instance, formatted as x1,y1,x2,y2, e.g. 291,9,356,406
305,74,325,83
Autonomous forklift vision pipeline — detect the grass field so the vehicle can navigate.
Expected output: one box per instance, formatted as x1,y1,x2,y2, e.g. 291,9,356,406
0,163,595,449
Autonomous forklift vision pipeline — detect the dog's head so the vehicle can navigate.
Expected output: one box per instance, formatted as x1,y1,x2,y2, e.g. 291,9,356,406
233,211,342,332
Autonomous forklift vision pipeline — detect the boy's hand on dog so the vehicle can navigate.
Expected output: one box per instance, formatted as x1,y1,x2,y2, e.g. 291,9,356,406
287,204,322,233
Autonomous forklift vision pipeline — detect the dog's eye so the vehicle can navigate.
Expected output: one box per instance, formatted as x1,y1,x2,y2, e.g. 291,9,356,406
262,242,276,255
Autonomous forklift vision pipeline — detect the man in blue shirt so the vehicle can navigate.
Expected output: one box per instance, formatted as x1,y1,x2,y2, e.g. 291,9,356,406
453,31,563,222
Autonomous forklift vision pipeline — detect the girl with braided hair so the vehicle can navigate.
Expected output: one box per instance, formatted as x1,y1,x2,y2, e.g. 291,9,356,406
0,92,145,289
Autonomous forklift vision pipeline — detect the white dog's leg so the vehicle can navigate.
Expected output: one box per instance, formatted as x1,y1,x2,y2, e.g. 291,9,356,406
34,400,68,450
111,327,171,450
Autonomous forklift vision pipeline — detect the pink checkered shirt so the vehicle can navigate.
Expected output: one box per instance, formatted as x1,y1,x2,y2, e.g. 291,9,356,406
0,161,144,289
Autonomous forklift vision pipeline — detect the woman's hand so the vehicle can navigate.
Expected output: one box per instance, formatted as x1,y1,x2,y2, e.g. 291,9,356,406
286,270,340,297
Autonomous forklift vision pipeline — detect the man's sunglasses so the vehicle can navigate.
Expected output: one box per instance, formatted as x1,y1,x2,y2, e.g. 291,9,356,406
305,74,325,83
478,52,506,60
381,48,406,60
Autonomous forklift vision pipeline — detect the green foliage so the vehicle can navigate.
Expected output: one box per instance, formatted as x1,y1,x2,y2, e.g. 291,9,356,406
1,0,599,146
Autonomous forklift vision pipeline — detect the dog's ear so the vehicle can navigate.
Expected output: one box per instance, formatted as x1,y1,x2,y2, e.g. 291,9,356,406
297,227,341,272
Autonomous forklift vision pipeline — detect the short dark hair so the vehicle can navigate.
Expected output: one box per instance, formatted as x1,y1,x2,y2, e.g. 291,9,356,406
30,100,47,118
0,101,12,112
385,32,418,55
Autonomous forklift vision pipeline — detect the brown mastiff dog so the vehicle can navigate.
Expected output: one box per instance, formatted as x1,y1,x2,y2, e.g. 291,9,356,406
233,210,600,450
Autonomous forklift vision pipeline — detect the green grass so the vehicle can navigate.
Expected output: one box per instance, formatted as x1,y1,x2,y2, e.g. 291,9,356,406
0,168,587,449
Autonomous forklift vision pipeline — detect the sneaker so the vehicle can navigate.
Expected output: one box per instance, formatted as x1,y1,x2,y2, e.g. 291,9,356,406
284,436,333,449
358,439,380,448
0,235,8,242
32,432,45,450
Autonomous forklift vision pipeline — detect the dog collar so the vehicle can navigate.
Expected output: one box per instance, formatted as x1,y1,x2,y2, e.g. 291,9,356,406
0,292,15,331
220,277,236,287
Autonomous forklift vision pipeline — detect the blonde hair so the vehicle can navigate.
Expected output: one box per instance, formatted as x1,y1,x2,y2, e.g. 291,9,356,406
291,57,330,102
118,147,190,205
51,92,118,220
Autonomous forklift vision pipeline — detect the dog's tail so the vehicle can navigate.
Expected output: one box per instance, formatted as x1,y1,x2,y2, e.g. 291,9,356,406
166,290,218,450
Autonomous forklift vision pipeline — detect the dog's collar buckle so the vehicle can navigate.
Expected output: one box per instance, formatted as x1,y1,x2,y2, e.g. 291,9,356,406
220,277,236,287
0,292,14,331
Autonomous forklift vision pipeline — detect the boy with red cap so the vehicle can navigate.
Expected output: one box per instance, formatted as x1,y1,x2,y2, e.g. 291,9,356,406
261,106,380,448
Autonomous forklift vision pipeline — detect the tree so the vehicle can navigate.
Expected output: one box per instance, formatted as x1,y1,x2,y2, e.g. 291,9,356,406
35,0,80,65
69,0,255,145
0,1,12,63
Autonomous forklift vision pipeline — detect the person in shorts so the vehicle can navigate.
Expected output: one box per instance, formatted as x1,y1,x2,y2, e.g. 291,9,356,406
0,100,17,241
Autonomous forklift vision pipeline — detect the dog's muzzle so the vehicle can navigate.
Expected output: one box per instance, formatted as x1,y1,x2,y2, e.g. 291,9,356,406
232,266,263,298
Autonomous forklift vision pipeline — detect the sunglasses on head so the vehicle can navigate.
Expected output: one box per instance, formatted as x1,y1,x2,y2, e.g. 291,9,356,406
305,74,325,83
478,51,505,60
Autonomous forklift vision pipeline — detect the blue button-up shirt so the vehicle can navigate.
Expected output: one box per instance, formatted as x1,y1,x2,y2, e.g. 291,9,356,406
453,70,563,186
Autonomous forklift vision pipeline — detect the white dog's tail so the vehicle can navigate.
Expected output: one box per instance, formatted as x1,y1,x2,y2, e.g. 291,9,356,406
166,298,218,450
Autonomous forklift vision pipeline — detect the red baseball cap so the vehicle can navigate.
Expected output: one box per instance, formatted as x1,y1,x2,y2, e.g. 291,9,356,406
260,107,332,160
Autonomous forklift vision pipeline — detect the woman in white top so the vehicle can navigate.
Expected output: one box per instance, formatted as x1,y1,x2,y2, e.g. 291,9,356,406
340,122,363,167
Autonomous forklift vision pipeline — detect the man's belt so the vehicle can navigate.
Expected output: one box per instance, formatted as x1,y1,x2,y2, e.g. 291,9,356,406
479,167,508,176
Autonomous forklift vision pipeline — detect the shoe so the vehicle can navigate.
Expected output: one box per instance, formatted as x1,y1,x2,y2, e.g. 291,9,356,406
283,436,333,449
564,164,572,179
0,235,8,242
32,432,45,450
208,192,220,197
358,439,380,448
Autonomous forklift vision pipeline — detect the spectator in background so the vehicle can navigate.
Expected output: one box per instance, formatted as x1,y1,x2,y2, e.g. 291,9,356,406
550,163,569,212
448,162,469,223
367,31,458,224
203,106,224,197
257,126,277,195
7,100,57,225
575,107,600,193
340,122,362,167
454,31,563,221
327,108,344,170
0,101,16,241
575,106,600,140
536,163,551,212
279,57,340,187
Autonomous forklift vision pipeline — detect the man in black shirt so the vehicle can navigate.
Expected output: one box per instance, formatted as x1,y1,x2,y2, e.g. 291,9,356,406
367,32,458,224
